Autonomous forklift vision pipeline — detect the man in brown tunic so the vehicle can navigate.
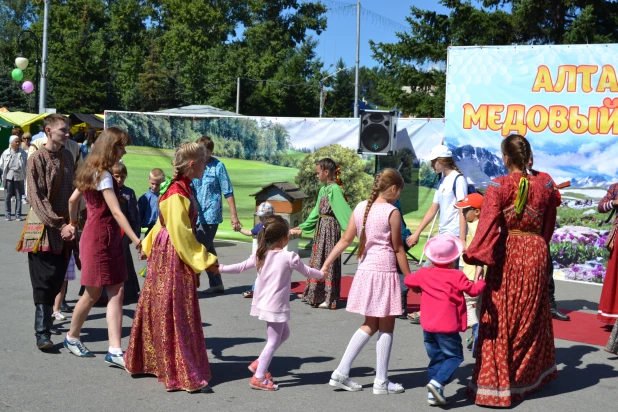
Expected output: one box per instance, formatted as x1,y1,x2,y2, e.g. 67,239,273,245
18,114,76,350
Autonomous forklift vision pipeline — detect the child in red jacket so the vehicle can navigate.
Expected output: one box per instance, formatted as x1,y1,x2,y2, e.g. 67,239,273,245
405,234,485,406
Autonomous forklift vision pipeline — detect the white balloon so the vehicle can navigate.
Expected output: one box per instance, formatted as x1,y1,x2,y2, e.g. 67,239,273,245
15,56,29,70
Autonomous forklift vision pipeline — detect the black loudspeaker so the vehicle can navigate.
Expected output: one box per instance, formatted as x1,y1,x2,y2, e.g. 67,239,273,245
358,109,397,155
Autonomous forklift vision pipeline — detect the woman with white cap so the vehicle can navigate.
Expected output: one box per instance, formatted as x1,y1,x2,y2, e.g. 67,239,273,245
405,144,468,323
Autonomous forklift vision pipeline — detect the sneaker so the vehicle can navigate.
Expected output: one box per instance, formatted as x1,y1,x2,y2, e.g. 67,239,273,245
242,290,253,298
373,379,405,395
426,383,447,405
329,370,362,392
204,285,224,294
63,338,94,357
52,311,66,321
249,375,278,391
5,216,11,221
248,359,274,381
428,391,437,406
466,336,474,350
59,301,74,313
104,352,126,369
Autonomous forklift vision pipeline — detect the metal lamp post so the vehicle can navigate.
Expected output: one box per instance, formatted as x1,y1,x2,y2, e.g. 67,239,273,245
16,30,41,113
14,0,49,114
319,66,352,118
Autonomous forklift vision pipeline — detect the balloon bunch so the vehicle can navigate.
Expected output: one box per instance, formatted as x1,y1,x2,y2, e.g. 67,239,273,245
11,58,34,94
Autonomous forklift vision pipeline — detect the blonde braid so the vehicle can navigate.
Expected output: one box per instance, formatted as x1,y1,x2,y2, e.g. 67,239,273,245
357,174,382,258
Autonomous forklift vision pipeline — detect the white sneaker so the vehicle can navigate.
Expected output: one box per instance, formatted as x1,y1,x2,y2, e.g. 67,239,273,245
329,370,363,392
373,379,405,395
52,311,66,321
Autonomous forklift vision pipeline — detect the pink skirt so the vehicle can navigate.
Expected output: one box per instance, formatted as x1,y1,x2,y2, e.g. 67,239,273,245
346,270,402,317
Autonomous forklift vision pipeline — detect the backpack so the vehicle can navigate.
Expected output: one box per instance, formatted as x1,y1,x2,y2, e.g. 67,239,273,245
452,173,479,196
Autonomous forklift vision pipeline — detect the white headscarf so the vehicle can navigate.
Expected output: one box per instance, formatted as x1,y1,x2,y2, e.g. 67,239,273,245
9,135,19,145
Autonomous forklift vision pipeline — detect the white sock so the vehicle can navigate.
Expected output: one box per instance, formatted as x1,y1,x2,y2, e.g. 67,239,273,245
108,347,123,355
430,379,444,390
375,332,393,383
337,329,371,375
66,334,79,343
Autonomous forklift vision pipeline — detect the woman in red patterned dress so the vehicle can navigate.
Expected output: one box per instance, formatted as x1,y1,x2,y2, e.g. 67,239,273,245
463,134,558,407
597,183,618,325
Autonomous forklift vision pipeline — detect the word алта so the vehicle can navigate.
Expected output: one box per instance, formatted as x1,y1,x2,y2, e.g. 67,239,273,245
462,64,618,136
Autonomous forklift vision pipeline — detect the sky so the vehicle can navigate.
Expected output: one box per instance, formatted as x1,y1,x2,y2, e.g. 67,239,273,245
309,0,451,71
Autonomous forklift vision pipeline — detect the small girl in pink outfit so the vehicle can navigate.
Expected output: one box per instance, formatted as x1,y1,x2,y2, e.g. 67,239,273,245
321,168,411,395
404,234,485,406
217,215,324,391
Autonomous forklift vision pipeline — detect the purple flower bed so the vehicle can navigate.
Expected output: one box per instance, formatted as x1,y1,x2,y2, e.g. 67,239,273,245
550,231,609,284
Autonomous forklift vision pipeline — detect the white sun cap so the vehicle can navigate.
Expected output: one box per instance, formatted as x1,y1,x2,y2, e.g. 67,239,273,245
426,144,453,161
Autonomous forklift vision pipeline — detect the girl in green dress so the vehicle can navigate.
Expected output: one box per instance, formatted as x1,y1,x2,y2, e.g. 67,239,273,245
291,158,351,309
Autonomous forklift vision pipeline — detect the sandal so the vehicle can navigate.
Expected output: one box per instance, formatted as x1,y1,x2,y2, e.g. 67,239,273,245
408,312,421,324
242,291,253,298
248,359,274,382
318,301,337,310
250,375,278,391
296,293,304,299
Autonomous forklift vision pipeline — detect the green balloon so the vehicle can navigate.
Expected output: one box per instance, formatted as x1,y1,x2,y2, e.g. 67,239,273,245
12,68,24,81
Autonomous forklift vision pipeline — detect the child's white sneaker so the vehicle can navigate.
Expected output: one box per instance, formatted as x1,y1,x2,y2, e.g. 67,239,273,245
52,311,66,321
373,378,404,394
427,382,448,405
329,370,362,392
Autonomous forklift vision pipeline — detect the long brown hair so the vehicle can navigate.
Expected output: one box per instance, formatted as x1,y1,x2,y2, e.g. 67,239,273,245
74,126,131,191
255,215,289,272
501,134,531,217
436,156,464,177
357,168,404,258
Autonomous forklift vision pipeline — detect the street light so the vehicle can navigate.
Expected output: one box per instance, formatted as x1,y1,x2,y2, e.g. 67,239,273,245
319,66,352,118
16,30,41,113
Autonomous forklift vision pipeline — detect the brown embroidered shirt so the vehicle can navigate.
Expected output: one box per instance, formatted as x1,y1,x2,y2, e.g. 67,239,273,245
24,146,75,254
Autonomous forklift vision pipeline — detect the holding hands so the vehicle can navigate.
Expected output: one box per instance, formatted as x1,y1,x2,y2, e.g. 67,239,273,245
231,215,242,231
406,234,419,248
289,227,302,236
61,224,76,241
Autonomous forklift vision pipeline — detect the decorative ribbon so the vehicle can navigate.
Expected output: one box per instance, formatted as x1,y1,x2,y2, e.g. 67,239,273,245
334,165,348,201
159,177,172,196
514,177,529,218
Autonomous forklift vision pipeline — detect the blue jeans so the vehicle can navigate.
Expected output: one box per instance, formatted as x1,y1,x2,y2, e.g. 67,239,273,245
423,331,464,386
5,179,24,218
195,223,222,288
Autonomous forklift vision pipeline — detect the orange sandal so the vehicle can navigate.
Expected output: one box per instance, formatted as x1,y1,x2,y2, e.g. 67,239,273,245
248,359,274,382
250,375,279,391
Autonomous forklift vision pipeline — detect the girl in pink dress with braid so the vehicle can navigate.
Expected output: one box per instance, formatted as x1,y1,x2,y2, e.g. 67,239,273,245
321,168,410,395
217,215,324,391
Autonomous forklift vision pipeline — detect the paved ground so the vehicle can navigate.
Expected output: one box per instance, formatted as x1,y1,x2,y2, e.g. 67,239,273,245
1,200,617,412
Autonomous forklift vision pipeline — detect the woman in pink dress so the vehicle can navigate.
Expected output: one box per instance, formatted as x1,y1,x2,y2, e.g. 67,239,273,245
124,142,218,393
217,215,324,390
65,127,142,367
321,168,411,394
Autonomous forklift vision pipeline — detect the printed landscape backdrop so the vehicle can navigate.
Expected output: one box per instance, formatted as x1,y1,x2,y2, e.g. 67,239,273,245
445,44,618,283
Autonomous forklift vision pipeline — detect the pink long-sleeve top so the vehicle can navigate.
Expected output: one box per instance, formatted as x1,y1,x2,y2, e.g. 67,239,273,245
219,250,323,320
404,266,486,334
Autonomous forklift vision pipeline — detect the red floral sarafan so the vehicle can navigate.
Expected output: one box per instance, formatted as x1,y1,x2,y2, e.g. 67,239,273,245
463,172,558,407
